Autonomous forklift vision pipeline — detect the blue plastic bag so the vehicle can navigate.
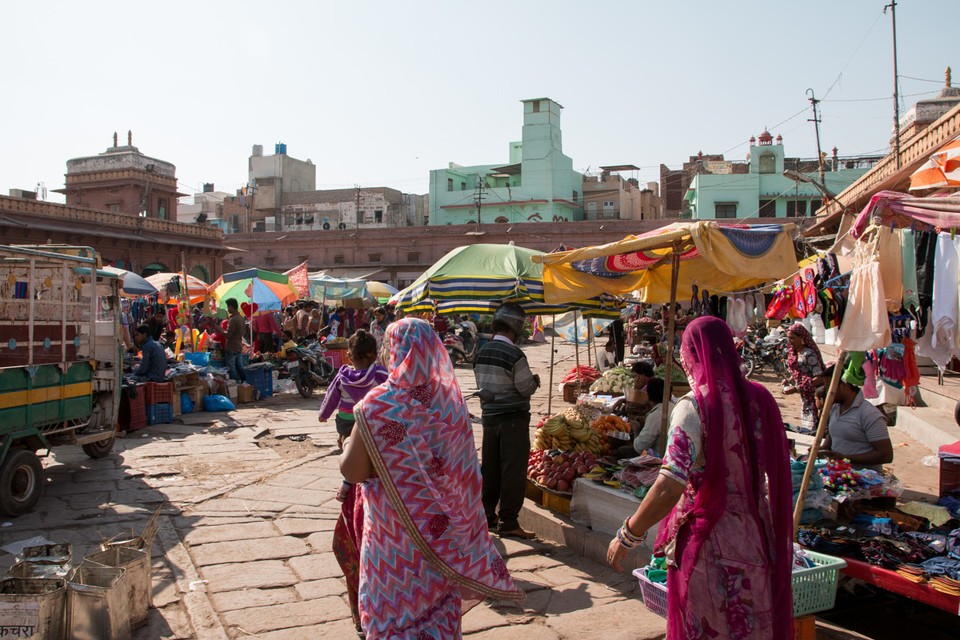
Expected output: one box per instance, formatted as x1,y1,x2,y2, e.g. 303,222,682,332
204,394,235,412
180,392,194,414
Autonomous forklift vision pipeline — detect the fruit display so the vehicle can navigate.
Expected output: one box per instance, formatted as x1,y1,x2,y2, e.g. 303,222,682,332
589,414,630,438
533,408,604,454
589,366,635,395
527,449,600,494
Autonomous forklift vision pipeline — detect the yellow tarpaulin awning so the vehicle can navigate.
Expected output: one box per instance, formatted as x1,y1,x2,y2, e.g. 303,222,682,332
534,221,798,304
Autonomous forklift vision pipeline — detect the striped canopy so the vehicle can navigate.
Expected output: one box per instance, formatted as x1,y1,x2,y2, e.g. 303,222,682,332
910,135,960,191
210,268,298,313
391,243,621,318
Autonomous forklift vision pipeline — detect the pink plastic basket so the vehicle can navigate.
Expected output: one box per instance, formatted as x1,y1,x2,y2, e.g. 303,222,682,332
632,568,667,618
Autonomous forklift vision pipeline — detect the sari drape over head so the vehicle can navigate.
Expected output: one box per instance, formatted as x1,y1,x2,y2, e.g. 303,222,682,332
355,318,522,638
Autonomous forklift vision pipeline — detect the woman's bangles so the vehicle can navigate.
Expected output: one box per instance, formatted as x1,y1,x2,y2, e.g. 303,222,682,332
616,518,647,550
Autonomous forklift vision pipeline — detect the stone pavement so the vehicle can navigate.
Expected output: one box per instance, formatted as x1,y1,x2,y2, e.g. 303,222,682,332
0,340,669,639
0,337,943,638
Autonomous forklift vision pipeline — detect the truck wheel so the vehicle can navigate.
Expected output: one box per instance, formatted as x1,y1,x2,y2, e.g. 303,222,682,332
82,436,115,460
0,449,44,516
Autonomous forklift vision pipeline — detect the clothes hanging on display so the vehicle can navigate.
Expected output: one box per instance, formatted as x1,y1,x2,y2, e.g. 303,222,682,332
930,232,959,354
901,229,920,313
837,242,891,352
915,230,938,332
878,227,904,314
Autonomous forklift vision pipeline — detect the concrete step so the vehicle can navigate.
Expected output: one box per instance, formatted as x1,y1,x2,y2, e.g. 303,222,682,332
914,385,959,413
895,406,960,453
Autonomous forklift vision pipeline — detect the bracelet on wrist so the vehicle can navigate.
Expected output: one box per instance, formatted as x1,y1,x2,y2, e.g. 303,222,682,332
621,518,647,544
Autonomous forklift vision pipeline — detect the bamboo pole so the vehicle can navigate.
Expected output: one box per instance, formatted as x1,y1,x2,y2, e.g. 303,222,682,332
547,314,556,415
793,351,847,537
573,309,581,389
658,248,682,451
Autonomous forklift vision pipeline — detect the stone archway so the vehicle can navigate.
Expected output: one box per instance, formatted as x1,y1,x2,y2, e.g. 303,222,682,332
141,262,168,277
190,264,210,283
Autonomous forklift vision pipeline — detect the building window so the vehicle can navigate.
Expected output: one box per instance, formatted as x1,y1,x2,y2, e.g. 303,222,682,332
533,101,540,113
264,256,276,266
811,199,822,213
374,209,383,223
758,152,776,175
786,201,808,217
369,253,381,263
109,203,121,213
298,255,309,263
230,215,240,232
285,214,295,226
495,216,509,223
407,252,420,263
715,203,738,219
460,182,466,191
572,191,578,203
447,178,453,192
357,210,364,224
158,198,168,220
758,199,776,217
334,254,345,265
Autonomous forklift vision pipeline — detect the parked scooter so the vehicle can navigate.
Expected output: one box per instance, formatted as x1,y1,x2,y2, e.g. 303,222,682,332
286,340,335,398
444,321,478,366
738,330,788,380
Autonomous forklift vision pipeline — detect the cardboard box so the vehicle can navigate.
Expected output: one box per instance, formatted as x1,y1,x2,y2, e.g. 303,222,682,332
172,371,201,391
237,383,255,404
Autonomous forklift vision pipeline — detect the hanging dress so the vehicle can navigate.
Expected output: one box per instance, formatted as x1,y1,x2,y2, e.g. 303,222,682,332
837,238,891,352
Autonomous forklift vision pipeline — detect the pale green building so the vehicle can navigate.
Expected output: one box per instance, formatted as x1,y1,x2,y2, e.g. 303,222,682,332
684,130,879,219
428,98,583,226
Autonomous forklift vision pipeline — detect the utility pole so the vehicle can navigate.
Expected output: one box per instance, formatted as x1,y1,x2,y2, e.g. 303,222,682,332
806,88,825,186
474,175,485,226
885,0,901,169
354,184,362,227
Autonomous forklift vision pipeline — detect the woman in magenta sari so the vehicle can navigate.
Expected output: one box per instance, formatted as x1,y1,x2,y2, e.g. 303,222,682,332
607,316,794,639
340,318,523,639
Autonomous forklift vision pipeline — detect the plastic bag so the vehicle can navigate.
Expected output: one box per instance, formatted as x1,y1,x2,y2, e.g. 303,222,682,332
180,392,194,414
204,394,235,412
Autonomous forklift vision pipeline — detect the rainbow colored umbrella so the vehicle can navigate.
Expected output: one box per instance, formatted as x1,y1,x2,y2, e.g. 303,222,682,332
211,269,298,313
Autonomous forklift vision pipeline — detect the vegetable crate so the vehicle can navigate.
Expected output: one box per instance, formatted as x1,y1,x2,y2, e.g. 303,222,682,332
243,365,273,399
524,479,543,503
146,403,173,426
561,382,584,403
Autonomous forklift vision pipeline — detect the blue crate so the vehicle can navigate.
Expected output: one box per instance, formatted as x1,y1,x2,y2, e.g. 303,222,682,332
243,365,273,399
146,402,173,425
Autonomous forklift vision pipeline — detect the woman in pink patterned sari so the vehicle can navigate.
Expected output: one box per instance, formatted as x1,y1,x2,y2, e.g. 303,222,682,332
607,316,793,639
340,317,523,639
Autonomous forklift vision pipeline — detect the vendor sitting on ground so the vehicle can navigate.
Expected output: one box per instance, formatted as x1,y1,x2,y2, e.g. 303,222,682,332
819,365,894,471
131,324,167,383
278,330,297,359
631,378,676,457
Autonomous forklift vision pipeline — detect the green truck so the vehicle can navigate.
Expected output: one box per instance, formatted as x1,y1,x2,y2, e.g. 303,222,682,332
0,245,121,515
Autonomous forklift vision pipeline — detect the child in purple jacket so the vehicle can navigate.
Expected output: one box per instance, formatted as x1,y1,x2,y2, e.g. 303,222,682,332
319,330,388,501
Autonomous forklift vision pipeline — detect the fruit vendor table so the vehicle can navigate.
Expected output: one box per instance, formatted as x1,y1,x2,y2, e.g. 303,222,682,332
840,558,960,616
569,478,659,541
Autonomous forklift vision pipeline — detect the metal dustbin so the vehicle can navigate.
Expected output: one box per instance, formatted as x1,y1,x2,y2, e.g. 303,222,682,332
0,577,66,640
10,544,73,580
83,546,150,630
65,565,130,640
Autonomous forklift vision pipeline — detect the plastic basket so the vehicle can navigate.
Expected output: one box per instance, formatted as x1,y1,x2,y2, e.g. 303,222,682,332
146,403,173,425
243,365,273,399
144,382,173,405
791,550,847,616
632,550,847,620
119,392,147,432
633,569,667,618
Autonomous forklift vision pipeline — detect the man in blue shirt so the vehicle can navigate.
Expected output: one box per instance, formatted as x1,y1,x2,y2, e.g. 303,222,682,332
132,324,167,383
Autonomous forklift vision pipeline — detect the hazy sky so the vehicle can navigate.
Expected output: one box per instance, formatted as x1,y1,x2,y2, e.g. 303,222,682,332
5,0,958,204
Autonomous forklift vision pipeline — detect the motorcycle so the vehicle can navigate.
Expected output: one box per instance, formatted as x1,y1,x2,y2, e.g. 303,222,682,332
286,341,335,398
738,332,788,379
444,321,478,366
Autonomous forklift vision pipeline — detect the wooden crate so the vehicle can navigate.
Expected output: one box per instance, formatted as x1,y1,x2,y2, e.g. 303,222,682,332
793,615,815,640
540,490,571,515
525,479,543,503
562,382,585,403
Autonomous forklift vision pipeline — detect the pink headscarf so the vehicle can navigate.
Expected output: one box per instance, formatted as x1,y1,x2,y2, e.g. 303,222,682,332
355,318,522,604
661,317,793,638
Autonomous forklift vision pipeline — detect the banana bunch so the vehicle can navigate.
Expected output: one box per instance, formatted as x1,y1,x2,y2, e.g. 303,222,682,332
533,411,603,454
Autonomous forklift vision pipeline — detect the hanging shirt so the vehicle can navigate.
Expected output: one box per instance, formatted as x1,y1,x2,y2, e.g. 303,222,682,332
931,232,959,353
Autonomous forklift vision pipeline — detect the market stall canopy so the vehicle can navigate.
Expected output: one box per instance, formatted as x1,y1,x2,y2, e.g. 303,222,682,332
391,243,622,318
535,222,798,304
850,190,960,239
210,268,298,313
365,281,399,302
145,272,209,305
909,134,960,191
102,266,157,297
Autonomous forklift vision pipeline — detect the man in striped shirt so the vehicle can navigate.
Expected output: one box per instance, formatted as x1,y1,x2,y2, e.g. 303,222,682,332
474,303,540,539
